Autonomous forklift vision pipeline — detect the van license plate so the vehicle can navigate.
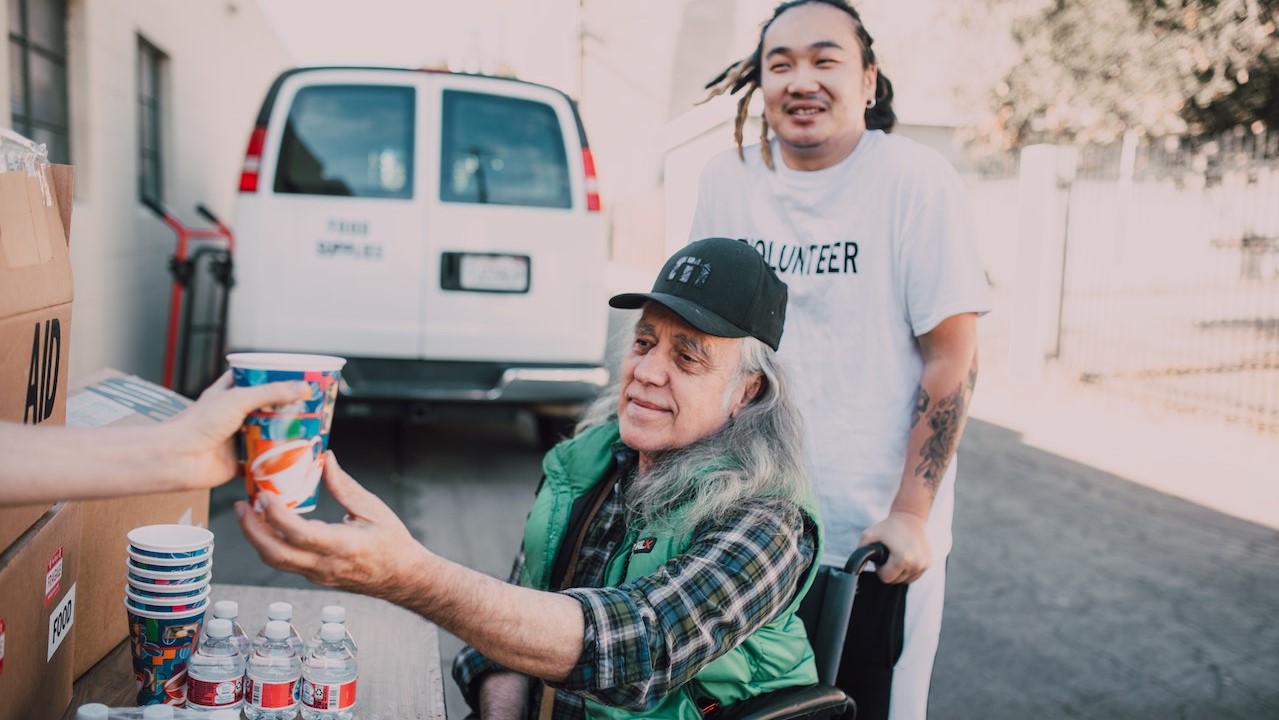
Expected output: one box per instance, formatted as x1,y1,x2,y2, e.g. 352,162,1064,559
457,253,530,293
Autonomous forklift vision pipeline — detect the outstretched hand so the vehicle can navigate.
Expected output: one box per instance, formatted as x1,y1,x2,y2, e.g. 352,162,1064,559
236,452,423,601
859,510,930,584
239,453,587,683
166,372,311,490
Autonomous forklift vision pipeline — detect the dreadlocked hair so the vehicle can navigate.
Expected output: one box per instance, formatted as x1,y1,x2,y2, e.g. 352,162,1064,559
759,114,774,169
702,54,763,164
698,0,897,170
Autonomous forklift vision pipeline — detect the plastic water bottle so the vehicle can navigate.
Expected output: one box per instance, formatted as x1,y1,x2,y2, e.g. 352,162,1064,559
210,600,252,656
301,623,358,719
141,707,173,720
74,704,109,720
307,605,358,657
185,618,245,713
245,620,301,720
253,601,304,656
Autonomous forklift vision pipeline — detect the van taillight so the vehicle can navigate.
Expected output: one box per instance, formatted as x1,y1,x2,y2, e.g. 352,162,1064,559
582,147,601,212
239,126,266,193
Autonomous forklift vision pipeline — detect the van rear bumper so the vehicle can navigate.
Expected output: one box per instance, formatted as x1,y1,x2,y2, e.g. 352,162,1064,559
336,357,610,404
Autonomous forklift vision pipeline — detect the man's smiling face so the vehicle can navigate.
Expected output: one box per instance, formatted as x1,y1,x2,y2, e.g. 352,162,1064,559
760,1,877,170
617,304,757,464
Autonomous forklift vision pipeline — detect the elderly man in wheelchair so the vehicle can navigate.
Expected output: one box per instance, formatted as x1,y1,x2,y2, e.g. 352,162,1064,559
239,238,869,720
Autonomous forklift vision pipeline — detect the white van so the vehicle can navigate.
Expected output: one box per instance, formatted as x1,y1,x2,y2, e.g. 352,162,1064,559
227,67,610,439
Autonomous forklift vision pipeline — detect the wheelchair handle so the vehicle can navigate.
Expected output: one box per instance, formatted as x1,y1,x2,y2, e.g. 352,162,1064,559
142,197,167,220
843,541,889,574
195,203,220,225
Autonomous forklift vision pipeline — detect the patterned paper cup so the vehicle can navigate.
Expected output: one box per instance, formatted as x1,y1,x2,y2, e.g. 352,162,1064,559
125,601,207,706
126,595,210,615
127,525,214,559
126,577,210,599
126,549,211,573
126,561,211,586
126,586,211,613
227,352,346,514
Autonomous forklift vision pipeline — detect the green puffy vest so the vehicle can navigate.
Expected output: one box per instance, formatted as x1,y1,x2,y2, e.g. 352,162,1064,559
520,420,823,719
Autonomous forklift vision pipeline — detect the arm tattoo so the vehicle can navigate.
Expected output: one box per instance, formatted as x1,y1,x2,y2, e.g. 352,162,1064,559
914,381,967,494
910,387,930,429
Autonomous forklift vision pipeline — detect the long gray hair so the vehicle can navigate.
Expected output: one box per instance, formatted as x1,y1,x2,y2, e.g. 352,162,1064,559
576,328,809,532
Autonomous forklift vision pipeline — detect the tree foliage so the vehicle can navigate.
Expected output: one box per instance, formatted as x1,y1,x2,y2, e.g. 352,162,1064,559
966,0,1279,154
1146,0,1279,134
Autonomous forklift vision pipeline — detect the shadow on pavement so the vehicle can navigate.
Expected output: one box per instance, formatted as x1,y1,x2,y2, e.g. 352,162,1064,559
933,419,1279,720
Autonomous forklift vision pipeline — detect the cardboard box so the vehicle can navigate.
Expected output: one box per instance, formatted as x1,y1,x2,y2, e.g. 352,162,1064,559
0,163,74,554
0,502,82,720
66,369,210,678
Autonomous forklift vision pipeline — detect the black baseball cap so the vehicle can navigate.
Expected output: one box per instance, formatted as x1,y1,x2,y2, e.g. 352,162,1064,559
609,237,788,351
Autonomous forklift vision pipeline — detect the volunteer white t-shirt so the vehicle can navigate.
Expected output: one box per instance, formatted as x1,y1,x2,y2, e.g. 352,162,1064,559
689,131,991,566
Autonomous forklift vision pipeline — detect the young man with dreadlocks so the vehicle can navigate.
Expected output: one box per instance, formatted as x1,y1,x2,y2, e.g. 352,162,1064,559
691,2,991,719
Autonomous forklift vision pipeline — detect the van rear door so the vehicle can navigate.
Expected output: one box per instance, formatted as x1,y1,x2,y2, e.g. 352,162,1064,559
419,74,607,366
230,69,425,358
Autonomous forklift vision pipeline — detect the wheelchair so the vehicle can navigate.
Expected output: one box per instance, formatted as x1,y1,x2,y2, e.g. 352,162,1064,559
717,542,889,720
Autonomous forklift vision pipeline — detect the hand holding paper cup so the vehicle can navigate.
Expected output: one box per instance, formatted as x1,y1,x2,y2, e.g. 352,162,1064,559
227,353,346,514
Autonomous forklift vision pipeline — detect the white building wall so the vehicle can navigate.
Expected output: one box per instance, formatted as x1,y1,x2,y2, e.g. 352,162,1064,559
577,0,685,272
3,0,292,385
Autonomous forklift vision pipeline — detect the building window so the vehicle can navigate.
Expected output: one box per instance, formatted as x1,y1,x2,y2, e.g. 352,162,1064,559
8,0,71,163
137,36,165,205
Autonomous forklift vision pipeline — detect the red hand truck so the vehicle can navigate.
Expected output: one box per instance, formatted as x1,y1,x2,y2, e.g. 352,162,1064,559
143,199,235,397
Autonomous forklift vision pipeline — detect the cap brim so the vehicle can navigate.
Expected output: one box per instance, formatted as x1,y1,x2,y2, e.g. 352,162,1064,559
609,292,750,340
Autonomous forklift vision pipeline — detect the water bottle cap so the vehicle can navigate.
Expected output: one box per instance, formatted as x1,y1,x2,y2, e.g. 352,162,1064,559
73,704,109,720
212,599,238,619
264,619,291,640
142,705,175,719
206,617,233,639
267,601,293,620
320,622,346,642
321,604,346,624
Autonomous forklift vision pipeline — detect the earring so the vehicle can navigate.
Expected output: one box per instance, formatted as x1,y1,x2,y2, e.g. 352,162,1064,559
866,97,877,110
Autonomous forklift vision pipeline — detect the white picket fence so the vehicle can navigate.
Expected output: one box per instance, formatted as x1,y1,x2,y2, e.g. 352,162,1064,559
967,129,1279,433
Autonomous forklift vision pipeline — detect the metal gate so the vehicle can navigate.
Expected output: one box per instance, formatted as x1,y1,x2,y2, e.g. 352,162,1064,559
1053,129,1279,432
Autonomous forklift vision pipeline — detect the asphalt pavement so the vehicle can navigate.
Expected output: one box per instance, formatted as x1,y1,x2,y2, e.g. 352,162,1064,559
207,374,1279,719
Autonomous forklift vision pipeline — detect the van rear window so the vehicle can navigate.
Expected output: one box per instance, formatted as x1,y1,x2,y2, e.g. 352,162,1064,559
440,90,572,209
274,85,415,199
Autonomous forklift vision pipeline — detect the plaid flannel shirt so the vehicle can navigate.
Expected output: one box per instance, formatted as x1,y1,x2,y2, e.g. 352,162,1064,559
453,446,817,719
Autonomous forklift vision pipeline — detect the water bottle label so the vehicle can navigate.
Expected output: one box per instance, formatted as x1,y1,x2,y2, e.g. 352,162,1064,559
187,676,244,707
302,678,357,709
246,676,298,708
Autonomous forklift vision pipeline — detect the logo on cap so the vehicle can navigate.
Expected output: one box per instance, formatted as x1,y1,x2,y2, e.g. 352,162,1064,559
668,257,711,287
608,237,788,351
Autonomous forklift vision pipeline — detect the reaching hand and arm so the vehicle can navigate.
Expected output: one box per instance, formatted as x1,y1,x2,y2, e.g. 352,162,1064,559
0,372,308,506
860,313,979,584
237,455,586,681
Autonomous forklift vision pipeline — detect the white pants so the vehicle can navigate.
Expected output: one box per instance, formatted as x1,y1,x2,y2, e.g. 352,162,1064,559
887,559,946,720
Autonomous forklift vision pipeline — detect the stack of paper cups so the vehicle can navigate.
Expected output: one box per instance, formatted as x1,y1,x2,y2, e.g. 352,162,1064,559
124,524,215,705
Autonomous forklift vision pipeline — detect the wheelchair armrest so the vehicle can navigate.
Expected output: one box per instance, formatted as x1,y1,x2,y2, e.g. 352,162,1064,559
716,684,853,720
